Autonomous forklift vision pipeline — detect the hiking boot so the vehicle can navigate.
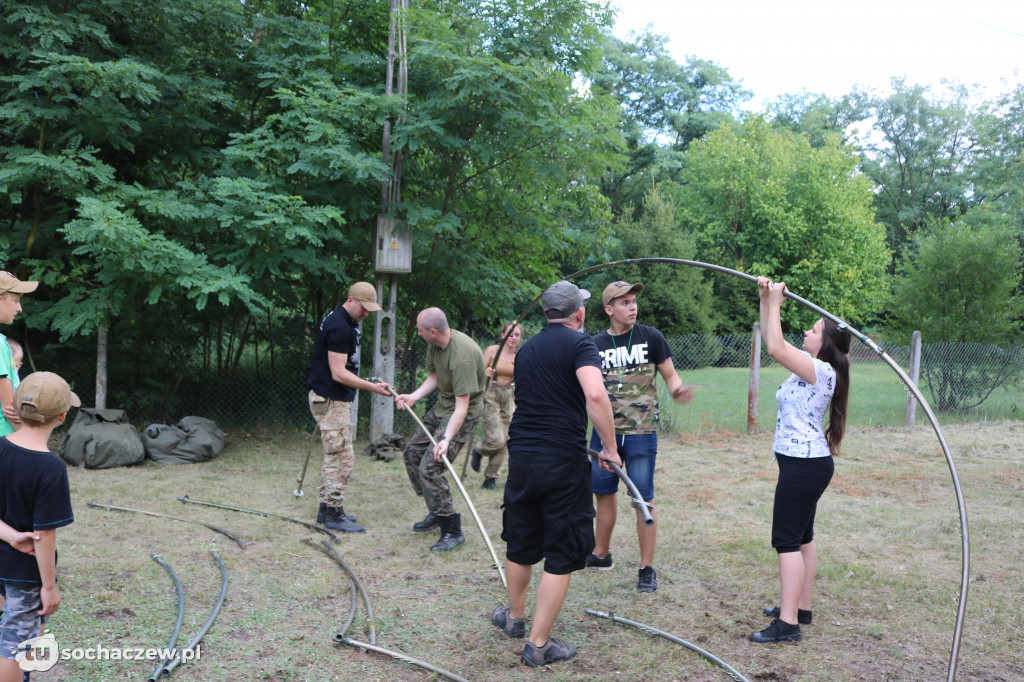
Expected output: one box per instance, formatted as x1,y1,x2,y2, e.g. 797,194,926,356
317,502,356,525
490,605,525,638
481,477,497,490
470,449,482,472
322,505,365,533
749,618,802,643
763,606,812,625
521,637,576,667
637,566,657,593
585,552,613,570
429,512,465,551
412,512,439,533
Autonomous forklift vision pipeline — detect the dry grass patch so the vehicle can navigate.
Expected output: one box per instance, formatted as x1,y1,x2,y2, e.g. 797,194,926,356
34,421,1024,680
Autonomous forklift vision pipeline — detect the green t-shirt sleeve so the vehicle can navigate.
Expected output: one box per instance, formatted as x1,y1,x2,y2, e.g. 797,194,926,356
0,337,13,382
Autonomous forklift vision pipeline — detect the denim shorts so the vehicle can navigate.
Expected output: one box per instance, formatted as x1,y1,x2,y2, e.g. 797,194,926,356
590,431,657,501
0,582,46,661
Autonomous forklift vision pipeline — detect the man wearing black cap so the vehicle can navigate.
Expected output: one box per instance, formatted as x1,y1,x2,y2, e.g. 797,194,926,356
585,280,695,593
489,281,619,667
306,282,391,533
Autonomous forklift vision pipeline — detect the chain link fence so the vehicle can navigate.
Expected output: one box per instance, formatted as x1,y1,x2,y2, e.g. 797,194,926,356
41,328,1023,436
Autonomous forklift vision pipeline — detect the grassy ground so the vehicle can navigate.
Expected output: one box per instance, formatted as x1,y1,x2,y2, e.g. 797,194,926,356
661,362,1023,434
40,420,1024,681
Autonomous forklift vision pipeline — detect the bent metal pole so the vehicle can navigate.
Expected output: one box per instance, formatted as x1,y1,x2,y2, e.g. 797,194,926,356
586,609,749,682
149,555,185,682
376,380,507,588
499,258,968,681
587,449,653,525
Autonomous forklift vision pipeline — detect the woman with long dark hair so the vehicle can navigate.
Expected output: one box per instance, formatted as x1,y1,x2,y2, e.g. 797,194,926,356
750,277,851,644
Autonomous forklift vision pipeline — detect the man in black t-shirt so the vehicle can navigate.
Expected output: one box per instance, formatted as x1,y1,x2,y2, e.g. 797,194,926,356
585,280,695,593
306,282,391,533
489,281,619,668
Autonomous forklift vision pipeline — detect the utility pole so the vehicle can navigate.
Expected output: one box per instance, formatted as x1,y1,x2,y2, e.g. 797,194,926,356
371,0,410,441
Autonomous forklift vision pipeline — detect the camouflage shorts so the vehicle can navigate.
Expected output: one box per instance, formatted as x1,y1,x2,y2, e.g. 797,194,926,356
0,582,47,661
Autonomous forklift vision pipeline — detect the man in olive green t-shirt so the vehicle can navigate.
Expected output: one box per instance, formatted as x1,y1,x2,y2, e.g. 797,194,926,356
395,308,486,552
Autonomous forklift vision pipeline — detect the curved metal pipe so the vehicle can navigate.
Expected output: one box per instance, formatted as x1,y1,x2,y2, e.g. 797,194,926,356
148,555,185,682
86,501,246,549
301,537,377,645
157,549,229,677
587,449,653,525
176,495,341,544
586,609,749,682
503,258,967,679
339,638,471,682
377,383,507,588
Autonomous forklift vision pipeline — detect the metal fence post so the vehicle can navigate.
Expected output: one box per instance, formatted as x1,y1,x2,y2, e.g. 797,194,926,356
905,330,922,426
748,322,761,434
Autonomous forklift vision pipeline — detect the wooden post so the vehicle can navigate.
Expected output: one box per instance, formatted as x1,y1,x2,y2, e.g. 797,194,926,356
905,330,922,426
747,322,761,434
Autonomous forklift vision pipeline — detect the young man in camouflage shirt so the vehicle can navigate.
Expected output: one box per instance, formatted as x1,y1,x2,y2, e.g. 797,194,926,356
586,281,695,592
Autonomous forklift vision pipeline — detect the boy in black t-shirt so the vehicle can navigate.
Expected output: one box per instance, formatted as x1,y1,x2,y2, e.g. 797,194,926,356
0,372,78,681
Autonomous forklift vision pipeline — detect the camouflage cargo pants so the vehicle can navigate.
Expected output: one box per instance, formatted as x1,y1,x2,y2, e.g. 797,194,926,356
308,390,354,507
403,407,480,516
472,383,514,479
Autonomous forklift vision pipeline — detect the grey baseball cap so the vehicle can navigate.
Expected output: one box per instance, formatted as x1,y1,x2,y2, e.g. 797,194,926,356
541,281,591,318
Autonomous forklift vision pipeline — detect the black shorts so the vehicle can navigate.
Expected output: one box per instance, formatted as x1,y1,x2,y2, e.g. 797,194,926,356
501,452,595,575
771,453,834,553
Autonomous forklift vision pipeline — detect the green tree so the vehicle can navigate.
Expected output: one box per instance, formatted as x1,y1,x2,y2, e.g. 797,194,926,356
888,222,1023,411
592,30,748,217
581,185,716,337
389,0,625,337
678,115,890,332
857,80,985,266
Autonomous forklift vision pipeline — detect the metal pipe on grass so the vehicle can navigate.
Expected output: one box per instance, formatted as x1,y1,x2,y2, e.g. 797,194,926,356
301,537,376,645
338,638,471,682
586,609,749,682
148,555,185,682
376,381,507,588
177,495,340,544
86,501,246,549
153,549,228,678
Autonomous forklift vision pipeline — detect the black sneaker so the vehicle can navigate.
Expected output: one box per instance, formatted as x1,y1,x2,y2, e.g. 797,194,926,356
637,566,657,593
490,605,525,638
749,618,802,643
470,449,482,472
481,477,497,490
585,552,613,570
763,606,812,625
521,637,576,667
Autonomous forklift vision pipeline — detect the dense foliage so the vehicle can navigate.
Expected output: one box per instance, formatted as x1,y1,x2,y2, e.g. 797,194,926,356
1,2,1021,421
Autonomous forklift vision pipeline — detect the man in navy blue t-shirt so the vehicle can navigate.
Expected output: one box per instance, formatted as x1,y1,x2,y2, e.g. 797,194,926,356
305,282,391,533
489,281,619,668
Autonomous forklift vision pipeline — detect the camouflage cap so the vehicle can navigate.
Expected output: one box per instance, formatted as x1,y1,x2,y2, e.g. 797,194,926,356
602,280,644,306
